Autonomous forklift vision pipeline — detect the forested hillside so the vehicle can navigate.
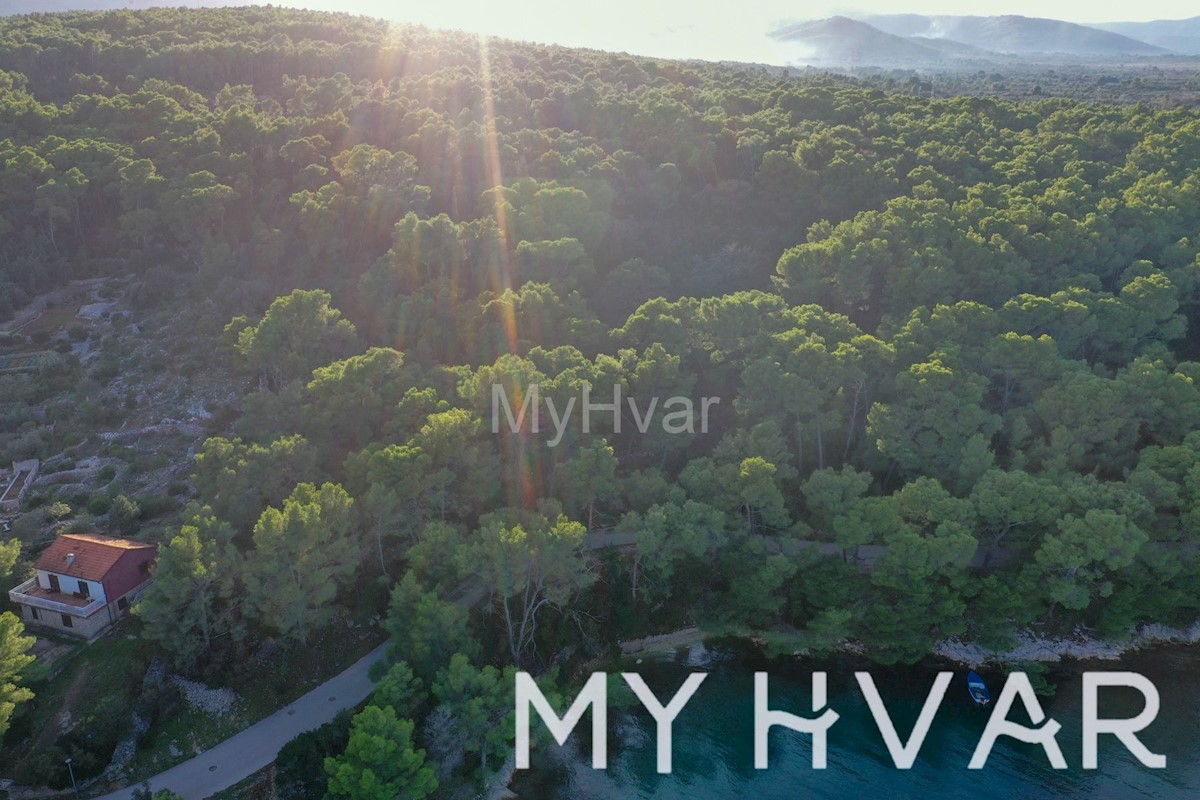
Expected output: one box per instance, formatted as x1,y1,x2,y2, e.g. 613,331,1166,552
3,6,1200,795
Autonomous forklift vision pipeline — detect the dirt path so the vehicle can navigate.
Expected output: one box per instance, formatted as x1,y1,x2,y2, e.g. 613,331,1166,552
29,669,88,754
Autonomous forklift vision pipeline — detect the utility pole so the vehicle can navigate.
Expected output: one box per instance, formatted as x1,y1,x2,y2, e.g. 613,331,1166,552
65,757,79,800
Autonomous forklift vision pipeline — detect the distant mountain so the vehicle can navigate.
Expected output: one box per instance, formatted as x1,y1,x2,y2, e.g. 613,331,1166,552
770,16,991,66
864,14,1167,56
1093,17,1200,54
909,36,993,58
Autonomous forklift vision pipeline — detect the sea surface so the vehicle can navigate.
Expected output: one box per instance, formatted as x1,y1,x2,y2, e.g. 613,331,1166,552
512,643,1200,799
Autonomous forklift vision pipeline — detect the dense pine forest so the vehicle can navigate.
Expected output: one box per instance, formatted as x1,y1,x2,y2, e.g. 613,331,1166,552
4,6,1200,797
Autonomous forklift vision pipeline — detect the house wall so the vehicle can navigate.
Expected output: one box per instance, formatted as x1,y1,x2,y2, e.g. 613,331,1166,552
16,577,150,641
112,579,152,613
34,569,108,604
17,602,111,640
102,548,156,600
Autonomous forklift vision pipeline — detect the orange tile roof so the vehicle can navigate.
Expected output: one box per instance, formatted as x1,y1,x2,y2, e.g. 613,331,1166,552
34,533,156,582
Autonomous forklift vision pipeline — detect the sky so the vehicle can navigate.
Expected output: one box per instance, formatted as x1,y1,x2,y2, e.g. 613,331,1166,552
4,1,1200,63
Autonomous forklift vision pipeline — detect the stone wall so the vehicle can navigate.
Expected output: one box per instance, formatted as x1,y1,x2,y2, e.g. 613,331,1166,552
19,601,112,640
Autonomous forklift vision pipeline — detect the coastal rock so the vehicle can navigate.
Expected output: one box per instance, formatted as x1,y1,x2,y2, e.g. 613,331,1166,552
935,622,1200,666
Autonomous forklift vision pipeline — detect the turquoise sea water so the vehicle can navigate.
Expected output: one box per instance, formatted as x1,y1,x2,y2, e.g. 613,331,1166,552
513,644,1200,799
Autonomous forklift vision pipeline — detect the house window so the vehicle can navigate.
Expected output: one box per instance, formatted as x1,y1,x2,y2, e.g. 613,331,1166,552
48,574,61,593
78,581,90,599
29,606,39,621
117,597,129,611
61,614,73,628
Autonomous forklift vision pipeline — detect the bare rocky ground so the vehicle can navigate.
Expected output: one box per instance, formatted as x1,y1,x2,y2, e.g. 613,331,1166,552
2,273,240,553
0,276,249,793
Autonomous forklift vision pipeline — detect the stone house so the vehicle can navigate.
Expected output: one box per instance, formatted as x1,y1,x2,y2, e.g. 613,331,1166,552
8,533,157,640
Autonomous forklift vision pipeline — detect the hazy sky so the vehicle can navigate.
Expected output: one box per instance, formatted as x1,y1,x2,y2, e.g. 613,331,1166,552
5,1,1199,63
251,1,1200,62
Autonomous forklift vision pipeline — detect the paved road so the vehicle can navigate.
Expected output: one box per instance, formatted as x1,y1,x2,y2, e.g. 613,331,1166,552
83,526,1041,800
92,642,390,800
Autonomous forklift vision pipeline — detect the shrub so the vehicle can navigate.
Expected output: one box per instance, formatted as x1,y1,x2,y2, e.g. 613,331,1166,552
109,494,141,535
46,502,72,520
16,691,132,786
275,710,353,800
136,682,184,743
134,494,175,519
87,494,112,516
1,429,47,462
88,358,119,383
10,510,47,541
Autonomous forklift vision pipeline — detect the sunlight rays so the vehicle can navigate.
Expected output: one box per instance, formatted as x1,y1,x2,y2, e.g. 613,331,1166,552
478,34,519,353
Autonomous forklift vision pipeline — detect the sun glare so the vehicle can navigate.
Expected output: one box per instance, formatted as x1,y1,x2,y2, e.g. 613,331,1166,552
341,0,1200,63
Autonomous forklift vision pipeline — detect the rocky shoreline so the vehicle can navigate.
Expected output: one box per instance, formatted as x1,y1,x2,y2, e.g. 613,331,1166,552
617,621,1200,665
490,621,1200,800
618,627,705,655
934,621,1200,666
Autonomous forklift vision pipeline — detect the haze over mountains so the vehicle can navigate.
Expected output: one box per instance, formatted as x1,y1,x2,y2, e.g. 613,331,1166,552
770,18,991,67
772,13,1200,66
1094,17,1200,54
3,4,1200,66
865,15,1165,55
